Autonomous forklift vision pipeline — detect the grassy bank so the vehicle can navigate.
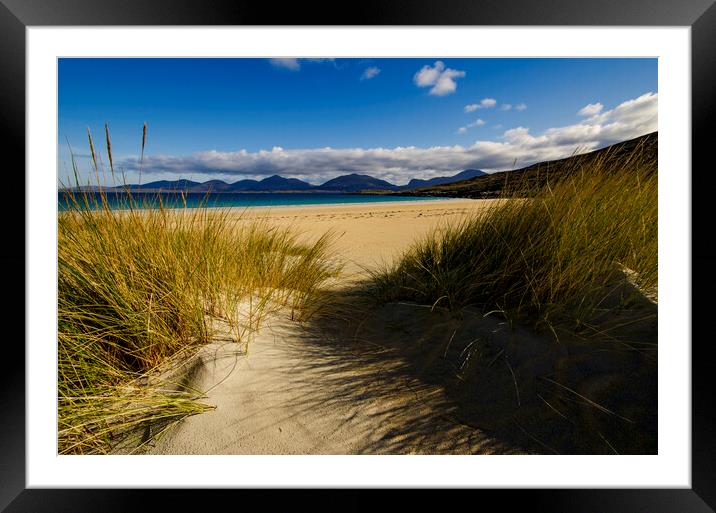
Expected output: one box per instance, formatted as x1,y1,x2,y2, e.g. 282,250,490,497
365,138,657,453
371,138,657,334
59,189,336,454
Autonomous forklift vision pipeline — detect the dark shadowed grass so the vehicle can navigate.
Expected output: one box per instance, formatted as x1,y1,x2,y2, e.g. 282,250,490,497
370,139,657,335
58,127,338,454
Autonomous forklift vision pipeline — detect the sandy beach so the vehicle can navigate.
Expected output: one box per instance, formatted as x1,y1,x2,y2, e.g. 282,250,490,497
226,198,497,278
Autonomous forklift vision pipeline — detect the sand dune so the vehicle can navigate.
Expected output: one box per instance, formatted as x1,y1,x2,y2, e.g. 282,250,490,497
146,198,523,455
147,309,520,455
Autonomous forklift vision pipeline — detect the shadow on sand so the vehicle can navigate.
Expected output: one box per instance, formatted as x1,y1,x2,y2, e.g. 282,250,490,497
290,275,658,455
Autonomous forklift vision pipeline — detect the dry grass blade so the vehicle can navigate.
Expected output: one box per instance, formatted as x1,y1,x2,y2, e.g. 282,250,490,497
139,121,147,183
105,122,114,179
539,376,634,423
87,127,98,173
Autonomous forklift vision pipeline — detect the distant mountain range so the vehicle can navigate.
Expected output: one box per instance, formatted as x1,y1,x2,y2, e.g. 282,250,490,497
64,169,487,194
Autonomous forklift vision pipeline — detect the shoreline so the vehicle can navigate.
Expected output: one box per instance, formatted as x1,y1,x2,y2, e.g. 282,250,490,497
214,196,486,216
58,194,457,214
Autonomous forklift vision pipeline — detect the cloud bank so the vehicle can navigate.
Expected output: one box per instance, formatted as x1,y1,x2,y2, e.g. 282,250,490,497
119,92,657,186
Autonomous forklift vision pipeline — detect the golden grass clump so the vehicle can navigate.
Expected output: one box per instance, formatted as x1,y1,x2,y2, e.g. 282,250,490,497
58,126,337,454
371,139,657,333
58,194,337,454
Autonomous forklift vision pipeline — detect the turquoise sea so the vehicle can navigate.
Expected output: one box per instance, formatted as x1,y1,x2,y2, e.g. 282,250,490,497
58,191,445,211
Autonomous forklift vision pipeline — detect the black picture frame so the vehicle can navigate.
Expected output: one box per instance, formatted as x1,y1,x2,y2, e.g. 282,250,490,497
3,1,714,511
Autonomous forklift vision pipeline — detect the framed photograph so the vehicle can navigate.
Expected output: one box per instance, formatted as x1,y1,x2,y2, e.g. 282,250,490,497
4,0,715,510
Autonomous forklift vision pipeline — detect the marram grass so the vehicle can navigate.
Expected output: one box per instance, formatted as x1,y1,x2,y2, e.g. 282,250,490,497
58,188,337,454
370,140,657,333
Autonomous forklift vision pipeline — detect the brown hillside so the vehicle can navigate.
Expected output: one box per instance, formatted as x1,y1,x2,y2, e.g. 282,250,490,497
400,132,657,199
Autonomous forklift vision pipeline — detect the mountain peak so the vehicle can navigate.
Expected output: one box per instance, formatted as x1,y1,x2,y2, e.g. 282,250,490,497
318,174,395,192
400,169,486,190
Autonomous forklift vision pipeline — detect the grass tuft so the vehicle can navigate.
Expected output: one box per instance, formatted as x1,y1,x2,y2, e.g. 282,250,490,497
370,139,657,333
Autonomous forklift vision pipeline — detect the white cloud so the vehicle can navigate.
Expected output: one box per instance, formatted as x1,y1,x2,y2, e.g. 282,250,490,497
431,69,466,96
361,66,381,80
414,61,466,96
269,58,300,70
578,102,604,116
584,93,655,126
117,92,657,186
414,61,444,87
515,103,527,111
457,118,486,135
500,103,512,111
465,98,496,112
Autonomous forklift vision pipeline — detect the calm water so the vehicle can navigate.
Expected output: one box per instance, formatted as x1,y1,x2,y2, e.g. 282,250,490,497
58,191,445,211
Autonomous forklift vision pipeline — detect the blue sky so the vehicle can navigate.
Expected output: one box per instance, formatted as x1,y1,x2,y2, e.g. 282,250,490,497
58,58,657,186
